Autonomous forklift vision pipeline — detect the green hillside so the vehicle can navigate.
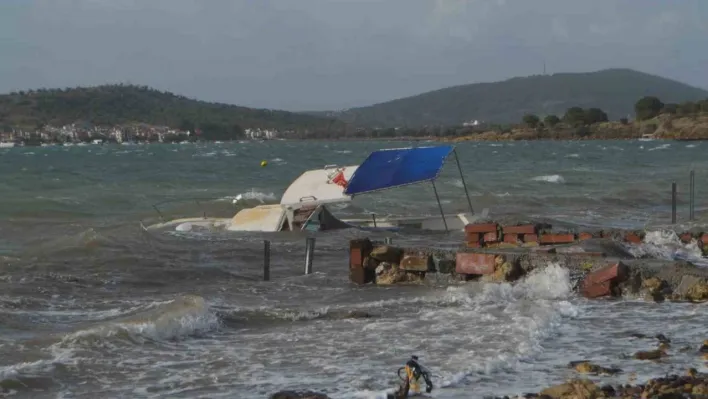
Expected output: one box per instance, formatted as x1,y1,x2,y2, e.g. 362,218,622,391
0,84,342,133
318,69,708,127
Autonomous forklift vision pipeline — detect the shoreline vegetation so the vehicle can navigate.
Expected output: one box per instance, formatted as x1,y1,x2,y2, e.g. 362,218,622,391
1,84,708,145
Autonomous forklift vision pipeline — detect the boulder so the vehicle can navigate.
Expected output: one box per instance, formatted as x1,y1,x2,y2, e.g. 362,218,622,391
633,347,669,361
685,280,708,302
569,361,621,375
374,262,424,285
539,379,601,399
673,275,708,301
269,390,330,399
481,255,522,283
369,246,403,264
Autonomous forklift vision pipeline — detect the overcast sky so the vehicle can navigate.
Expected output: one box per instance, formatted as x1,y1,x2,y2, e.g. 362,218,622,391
1,0,706,111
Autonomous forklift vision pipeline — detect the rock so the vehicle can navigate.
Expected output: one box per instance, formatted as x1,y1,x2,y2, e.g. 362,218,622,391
369,246,403,264
700,339,708,353
374,262,424,285
685,280,708,302
674,275,708,301
633,347,669,361
569,361,621,375
539,379,601,399
642,277,668,292
481,255,522,283
269,390,330,399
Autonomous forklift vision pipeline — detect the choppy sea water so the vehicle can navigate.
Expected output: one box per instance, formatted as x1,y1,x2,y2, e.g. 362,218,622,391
1,140,707,398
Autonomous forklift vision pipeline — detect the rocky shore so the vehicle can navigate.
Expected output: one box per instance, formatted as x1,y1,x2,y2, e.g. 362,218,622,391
434,115,708,142
270,223,708,399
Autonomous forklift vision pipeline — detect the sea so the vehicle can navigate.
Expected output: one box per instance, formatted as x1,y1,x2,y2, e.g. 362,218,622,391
1,139,707,399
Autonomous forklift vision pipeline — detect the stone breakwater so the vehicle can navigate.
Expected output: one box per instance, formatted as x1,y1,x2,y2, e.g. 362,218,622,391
349,222,708,302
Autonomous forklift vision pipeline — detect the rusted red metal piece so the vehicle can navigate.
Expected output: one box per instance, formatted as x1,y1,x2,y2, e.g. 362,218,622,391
455,252,496,275
503,234,520,244
578,232,593,241
624,233,642,244
581,281,612,298
540,233,576,245
464,223,499,234
524,234,539,243
502,224,537,235
580,262,629,298
483,232,499,243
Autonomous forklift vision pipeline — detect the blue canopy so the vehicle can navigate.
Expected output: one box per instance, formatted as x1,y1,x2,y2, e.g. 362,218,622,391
344,145,455,196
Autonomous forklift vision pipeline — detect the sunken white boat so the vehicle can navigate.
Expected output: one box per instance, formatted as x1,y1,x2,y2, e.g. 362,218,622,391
143,145,480,233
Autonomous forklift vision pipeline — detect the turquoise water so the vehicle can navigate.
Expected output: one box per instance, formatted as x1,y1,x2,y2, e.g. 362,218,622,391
0,139,707,398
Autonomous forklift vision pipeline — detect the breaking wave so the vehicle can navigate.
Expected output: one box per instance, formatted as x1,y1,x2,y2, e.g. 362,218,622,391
624,230,706,266
531,174,565,183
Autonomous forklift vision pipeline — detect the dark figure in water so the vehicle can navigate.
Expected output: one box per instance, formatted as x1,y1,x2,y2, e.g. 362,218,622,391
388,356,433,398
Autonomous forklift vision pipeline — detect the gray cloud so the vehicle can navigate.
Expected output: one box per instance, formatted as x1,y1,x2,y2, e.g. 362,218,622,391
1,0,706,111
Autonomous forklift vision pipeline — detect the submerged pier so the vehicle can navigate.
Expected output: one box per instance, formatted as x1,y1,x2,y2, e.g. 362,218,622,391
349,221,708,302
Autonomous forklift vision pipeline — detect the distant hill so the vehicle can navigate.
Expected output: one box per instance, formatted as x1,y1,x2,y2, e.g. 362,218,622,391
313,69,708,127
0,84,342,133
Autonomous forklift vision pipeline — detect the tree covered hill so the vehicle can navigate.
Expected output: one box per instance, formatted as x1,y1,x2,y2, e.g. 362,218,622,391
0,84,343,134
314,69,708,128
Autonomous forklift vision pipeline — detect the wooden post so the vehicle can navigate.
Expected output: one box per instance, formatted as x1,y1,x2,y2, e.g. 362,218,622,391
671,182,677,224
689,170,695,221
304,237,315,275
263,240,271,281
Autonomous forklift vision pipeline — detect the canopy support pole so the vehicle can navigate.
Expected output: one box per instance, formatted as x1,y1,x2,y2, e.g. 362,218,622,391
431,180,448,232
453,148,474,215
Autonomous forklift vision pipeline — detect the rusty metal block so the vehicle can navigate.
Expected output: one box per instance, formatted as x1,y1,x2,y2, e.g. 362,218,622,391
503,224,537,235
524,234,539,243
540,234,576,245
349,267,374,285
578,232,593,241
585,262,629,285
581,280,612,298
466,232,481,242
624,233,642,244
464,223,499,234
349,238,372,270
679,232,693,244
503,234,520,244
483,231,499,243
455,252,496,275
400,254,432,272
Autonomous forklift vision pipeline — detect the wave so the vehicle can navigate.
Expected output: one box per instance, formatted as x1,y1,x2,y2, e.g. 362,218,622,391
221,190,277,204
531,174,565,183
624,230,706,266
346,264,579,399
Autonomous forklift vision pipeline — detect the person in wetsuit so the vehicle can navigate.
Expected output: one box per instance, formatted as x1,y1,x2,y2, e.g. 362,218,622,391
405,355,433,394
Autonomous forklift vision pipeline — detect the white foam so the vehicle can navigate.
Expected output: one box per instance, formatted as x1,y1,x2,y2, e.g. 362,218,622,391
648,144,671,151
531,175,565,183
565,153,580,158
625,230,706,265
223,189,277,204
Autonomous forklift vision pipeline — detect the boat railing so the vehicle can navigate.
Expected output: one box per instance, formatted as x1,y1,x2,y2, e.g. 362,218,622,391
143,196,240,225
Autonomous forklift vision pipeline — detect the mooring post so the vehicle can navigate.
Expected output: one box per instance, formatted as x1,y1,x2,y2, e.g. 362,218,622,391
304,237,315,275
371,213,377,228
263,240,271,281
384,237,392,245
689,170,695,221
671,182,677,224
